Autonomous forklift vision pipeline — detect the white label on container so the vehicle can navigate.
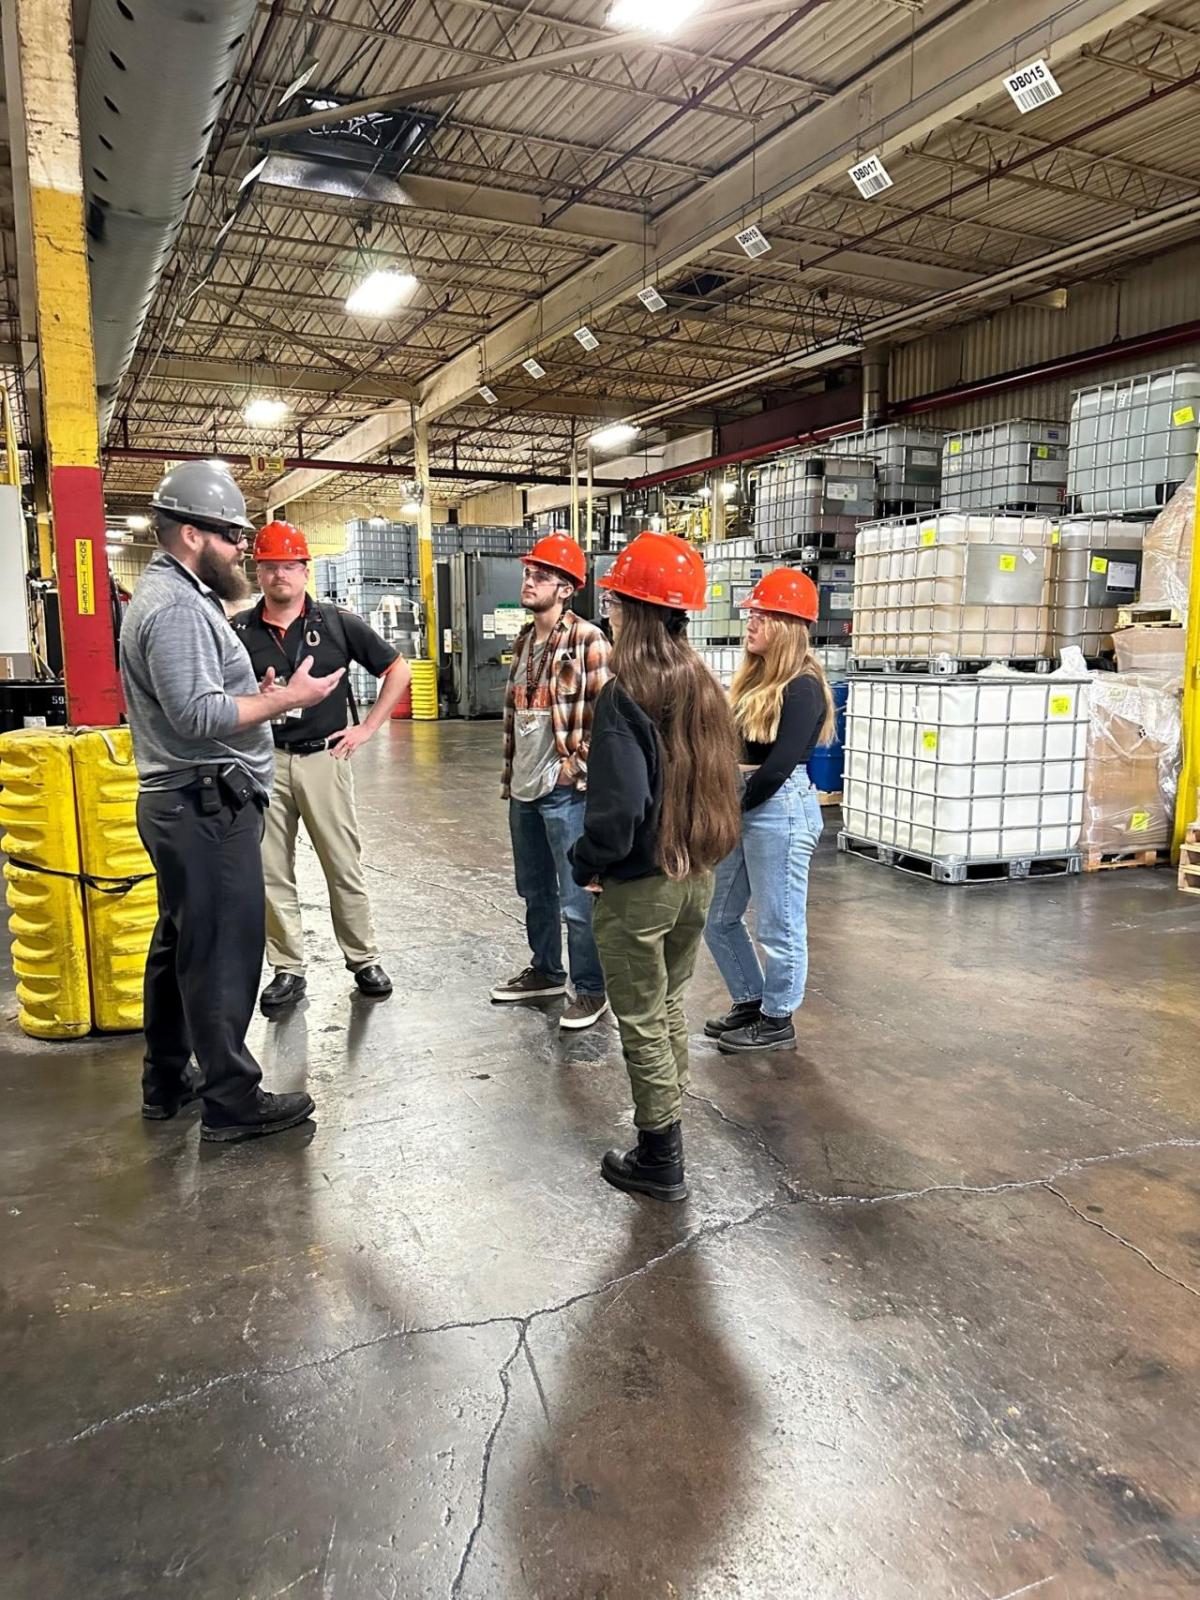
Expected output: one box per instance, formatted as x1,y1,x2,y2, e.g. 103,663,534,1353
735,224,771,258
848,153,894,198
830,591,854,613
637,285,667,311
494,606,529,638
911,449,940,467
1022,548,1038,565
826,481,857,502
574,326,600,351
1107,560,1138,591
1004,58,1062,114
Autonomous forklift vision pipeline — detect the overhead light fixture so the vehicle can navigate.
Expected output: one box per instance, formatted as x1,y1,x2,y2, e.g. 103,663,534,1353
722,481,738,501
479,385,499,404
125,514,150,531
590,422,639,452
637,285,667,312
244,396,289,427
522,357,546,379
345,269,418,317
574,325,600,352
368,516,388,528
698,487,712,501
607,0,705,34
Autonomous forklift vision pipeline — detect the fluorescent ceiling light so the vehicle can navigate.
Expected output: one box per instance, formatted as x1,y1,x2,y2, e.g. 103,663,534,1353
244,396,290,427
607,0,705,34
368,516,388,527
278,56,319,106
698,487,712,500
590,422,639,452
345,270,418,317
125,514,150,530
238,155,269,193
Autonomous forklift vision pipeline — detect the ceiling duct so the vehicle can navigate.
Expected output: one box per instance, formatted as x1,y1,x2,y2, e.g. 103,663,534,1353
80,0,257,429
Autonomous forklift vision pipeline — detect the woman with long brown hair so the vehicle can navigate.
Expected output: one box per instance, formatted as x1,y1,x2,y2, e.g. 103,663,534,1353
570,532,741,1202
703,569,835,1054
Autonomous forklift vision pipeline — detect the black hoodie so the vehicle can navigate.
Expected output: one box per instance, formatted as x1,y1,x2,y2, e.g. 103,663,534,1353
570,680,663,884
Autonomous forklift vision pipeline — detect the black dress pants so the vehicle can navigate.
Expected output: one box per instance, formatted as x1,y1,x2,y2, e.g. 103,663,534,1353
136,787,266,1114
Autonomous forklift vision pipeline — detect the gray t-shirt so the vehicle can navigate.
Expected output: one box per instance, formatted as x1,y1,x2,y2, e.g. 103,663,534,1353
119,552,275,797
509,633,562,803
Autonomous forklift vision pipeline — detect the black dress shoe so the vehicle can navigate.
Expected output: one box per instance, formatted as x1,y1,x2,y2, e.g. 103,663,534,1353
260,972,307,1012
201,1090,316,1144
601,1122,688,1203
718,1014,796,1054
353,963,393,998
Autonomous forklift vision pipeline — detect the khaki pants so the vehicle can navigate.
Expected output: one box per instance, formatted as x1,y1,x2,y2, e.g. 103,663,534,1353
262,750,378,975
592,871,714,1132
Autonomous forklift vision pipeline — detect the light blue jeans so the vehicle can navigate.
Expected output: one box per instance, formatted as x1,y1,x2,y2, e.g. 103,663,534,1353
704,771,823,1018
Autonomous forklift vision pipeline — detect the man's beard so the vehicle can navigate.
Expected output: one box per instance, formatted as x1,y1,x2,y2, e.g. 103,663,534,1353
526,589,566,615
197,542,250,601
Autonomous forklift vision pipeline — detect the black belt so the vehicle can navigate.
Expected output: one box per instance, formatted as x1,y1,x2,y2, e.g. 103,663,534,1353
278,738,329,757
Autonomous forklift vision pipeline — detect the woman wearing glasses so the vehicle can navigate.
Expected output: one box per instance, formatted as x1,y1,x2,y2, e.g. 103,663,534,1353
703,569,834,1055
571,532,741,1202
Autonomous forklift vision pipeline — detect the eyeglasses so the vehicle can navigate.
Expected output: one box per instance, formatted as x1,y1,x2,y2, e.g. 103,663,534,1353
599,593,622,617
522,565,561,585
258,561,306,574
203,526,249,548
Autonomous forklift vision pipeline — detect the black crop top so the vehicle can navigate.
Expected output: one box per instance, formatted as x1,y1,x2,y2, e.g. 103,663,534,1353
739,675,826,812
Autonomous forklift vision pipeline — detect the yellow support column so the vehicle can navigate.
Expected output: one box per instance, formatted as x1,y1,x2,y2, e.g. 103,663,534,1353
2,0,122,724
1172,450,1200,858
414,419,436,664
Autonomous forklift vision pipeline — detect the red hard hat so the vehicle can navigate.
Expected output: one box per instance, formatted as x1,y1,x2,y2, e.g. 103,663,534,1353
741,567,819,623
254,520,311,562
521,532,586,587
599,531,707,611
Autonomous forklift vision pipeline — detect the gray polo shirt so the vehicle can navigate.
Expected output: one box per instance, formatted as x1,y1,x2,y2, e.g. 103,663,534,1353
119,551,274,797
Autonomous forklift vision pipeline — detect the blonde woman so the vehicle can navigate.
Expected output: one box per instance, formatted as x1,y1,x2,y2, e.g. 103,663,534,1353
703,568,835,1054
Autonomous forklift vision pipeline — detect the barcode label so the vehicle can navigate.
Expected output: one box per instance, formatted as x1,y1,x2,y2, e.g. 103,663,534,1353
637,285,667,312
848,153,894,199
522,358,545,379
735,224,771,259
478,384,498,404
1003,58,1062,114
574,326,600,351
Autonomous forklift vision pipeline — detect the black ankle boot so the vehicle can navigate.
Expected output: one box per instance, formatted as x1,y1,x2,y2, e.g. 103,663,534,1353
601,1121,687,1202
704,997,762,1039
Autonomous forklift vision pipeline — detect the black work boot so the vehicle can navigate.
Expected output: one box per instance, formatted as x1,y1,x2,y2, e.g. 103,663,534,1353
260,972,306,1013
601,1121,688,1203
718,1014,796,1055
141,1074,200,1121
200,1090,316,1144
353,963,393,998
704,997,762,1039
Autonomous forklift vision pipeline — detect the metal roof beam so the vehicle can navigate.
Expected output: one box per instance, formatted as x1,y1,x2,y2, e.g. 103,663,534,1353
270,0,1161,492
140,356,413,402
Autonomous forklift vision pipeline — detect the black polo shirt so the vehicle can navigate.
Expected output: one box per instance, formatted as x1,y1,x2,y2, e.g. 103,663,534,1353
234,596,399,749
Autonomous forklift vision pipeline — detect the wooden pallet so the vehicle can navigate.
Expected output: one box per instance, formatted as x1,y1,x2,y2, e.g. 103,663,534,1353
1115,603,1182,630
1081,845,1172,873
837,831,1081,886
816,790,843,807
1180,829,1200,897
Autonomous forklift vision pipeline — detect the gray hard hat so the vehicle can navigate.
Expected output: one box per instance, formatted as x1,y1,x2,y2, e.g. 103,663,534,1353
150,460,255,531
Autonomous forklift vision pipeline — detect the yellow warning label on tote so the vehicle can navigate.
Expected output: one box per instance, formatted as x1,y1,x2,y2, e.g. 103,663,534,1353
1130,810,1151,832
920,528,937,547
948,439,962,455
1036,445,1050,459
922,730,938,752
711,584,724,597
998,553,1017,572
1091,556,1109,575
75,540,95,615
1049,695,1072,716
1172,405,1196,427
1050,527,1061,545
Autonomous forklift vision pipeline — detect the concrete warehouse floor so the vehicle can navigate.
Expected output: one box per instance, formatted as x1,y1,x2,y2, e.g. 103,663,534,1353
2,721,1200,1600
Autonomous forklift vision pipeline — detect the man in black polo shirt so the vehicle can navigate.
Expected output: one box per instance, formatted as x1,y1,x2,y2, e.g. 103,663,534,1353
233,521,411,1012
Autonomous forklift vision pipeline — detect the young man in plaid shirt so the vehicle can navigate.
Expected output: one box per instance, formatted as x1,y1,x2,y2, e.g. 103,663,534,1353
492,534,613,1030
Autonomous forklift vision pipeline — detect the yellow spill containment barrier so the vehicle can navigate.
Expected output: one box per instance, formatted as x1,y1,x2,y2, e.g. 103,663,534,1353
411,658,439,721
0,726,156,1039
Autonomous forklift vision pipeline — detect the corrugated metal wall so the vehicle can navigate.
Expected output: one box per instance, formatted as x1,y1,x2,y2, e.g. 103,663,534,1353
889,242,1200,431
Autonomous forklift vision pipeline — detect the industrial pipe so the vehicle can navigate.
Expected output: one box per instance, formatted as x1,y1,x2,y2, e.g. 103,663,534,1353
625,318,1200,492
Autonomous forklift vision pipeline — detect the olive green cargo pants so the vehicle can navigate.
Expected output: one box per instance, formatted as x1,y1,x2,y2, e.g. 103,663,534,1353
591,870,715,1132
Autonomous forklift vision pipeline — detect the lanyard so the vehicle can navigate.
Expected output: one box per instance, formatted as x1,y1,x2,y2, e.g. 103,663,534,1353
267,605,321,675
523,624,559,705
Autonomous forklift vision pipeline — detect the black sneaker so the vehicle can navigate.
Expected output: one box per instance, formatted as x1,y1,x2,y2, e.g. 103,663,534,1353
490,966,568,1003
260,972,306,1012
353,963,393,998
601,1122,688,1203
200,1090,316,1144
718,1015,796,1055
703,998,762,1039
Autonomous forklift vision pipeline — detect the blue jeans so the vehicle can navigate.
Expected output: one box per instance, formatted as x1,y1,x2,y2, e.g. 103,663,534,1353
704,772,823,1018
509,788,606,997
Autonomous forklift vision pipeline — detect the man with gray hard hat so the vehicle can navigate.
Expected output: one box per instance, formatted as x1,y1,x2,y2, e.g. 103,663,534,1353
120,460,344,1144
